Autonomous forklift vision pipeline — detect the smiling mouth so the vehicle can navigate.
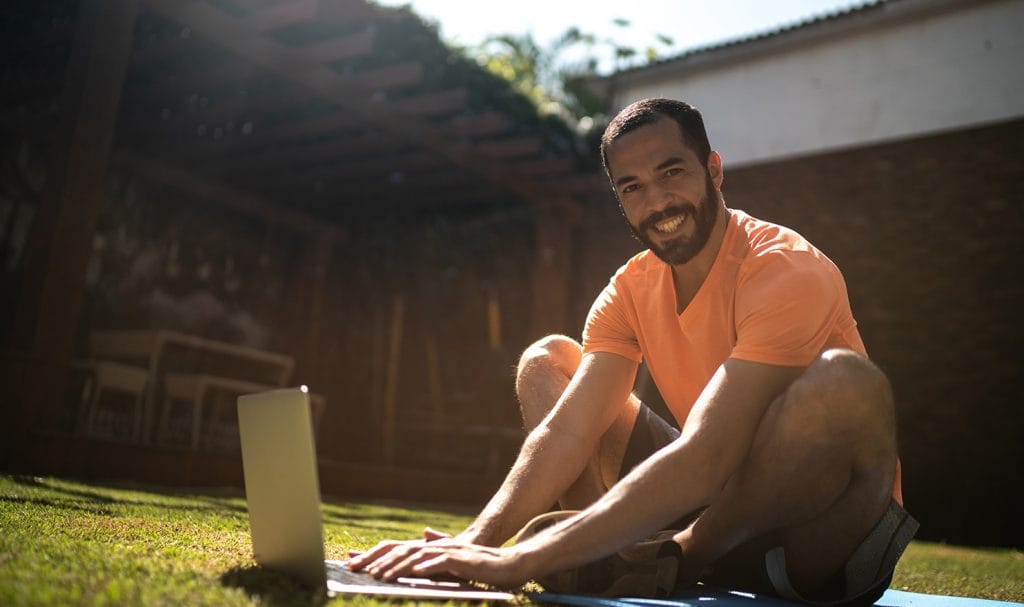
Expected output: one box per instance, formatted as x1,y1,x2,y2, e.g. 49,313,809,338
653,214,687,234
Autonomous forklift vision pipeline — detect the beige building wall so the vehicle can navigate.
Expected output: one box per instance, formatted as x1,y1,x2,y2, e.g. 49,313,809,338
607,0,1024,167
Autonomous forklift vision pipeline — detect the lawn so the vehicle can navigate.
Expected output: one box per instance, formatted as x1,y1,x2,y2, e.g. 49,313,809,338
1,475,1021,606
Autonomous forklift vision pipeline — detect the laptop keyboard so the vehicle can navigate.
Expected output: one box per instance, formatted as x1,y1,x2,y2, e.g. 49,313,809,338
325,560,468,589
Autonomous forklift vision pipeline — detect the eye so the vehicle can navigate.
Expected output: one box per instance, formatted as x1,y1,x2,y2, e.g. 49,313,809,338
665,167,683,178
621,183,640,195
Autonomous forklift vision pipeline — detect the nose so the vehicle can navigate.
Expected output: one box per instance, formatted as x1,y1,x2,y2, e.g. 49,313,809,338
642,180,674,214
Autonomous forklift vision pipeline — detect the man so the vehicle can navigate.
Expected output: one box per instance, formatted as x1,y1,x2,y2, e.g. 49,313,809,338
349,98,917,606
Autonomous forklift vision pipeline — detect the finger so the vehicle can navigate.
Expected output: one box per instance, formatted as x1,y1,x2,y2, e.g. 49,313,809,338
347,549,363,558
348,540,404,569
378,547,445,581
411,553,455,577
423,527,452,541
366,543,424,578
412,553,480,583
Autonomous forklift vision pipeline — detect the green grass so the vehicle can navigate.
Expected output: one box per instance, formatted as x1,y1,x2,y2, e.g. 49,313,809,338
1,475,1021,606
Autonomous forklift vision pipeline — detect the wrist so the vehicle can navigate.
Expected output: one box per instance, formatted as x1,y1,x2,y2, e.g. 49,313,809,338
458,523,499,547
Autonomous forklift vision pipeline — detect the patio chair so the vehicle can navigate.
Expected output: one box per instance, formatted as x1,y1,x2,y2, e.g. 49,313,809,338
157,374,326,450
75,359,150,442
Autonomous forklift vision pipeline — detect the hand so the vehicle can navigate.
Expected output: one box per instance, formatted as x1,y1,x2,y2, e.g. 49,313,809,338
348,528,533,589
347,527,453,571
407,542,532,589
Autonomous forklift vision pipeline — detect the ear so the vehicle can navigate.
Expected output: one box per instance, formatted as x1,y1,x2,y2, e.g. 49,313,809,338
707,151,724,190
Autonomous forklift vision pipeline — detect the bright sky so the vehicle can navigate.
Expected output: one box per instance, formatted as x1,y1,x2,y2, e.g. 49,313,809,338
375,0,870,73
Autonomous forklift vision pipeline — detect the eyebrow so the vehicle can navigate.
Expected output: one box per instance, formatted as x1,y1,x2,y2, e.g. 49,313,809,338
613,156,687,188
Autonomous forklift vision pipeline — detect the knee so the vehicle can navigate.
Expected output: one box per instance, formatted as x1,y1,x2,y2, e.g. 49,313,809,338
817,348,892,406
516,334,582,380
784,349,895,439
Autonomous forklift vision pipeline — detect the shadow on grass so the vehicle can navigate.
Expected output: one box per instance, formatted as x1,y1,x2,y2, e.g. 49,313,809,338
7,475,249,516
221,564,326,607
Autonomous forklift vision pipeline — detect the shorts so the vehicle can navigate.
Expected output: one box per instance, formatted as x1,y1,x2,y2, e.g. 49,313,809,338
621,402,918,607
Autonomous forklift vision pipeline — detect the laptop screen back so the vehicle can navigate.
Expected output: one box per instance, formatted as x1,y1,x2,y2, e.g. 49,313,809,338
237,387,326,588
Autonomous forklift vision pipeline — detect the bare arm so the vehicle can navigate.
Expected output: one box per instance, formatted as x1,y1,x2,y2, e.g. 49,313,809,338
347,351,638,572
461,351,640,546
510,358,803,575
392,358,803,587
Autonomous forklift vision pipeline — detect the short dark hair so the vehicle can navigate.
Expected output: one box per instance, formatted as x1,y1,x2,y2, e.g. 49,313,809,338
600,98,712,179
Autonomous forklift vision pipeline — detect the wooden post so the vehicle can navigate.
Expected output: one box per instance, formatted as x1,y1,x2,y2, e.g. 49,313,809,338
292,229,334,388
8,0,138,441
529,200,582,338
381,294,404,465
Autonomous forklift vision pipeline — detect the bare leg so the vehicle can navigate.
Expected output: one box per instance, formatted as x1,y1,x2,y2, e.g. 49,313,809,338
674,349,898,596
516,335,641,509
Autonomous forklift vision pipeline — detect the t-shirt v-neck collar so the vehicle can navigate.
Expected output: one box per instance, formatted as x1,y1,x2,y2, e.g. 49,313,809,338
671,209,740,320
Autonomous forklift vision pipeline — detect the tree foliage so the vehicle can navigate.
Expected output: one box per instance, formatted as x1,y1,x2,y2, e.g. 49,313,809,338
465,19,676,136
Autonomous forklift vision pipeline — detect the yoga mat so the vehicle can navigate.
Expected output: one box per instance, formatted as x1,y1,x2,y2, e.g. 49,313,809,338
532,588,1022,607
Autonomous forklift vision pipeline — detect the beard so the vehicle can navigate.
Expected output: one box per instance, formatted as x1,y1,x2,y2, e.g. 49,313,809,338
627,177,720,265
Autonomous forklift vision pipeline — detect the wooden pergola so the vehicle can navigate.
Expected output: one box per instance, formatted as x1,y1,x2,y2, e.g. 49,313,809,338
1,0,609,466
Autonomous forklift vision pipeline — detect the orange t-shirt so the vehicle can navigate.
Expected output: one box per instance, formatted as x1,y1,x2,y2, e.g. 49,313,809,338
583,209,902,501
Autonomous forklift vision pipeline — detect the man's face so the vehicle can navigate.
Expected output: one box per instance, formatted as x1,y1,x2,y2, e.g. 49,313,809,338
605,118,722,265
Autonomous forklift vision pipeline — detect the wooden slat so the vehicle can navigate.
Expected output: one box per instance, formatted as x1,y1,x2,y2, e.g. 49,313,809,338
349,168,483,191
388,88,467,116
249,0,318,32
241,149,449,197
130,29,209,66
447,112,508,138
252,111,361,141
302,28,374,62
509,157,576,176
478,136,544,159
122,86,316,146
336,61,424,90
194,107,507,150
318,0,394,23
114,151,345,237
222,131,397,173
295,148,449,179
123,59,424,131
539,173,608,195
249,0,393,31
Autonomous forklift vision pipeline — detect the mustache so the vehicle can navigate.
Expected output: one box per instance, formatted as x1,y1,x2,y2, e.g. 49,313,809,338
638,203,698,233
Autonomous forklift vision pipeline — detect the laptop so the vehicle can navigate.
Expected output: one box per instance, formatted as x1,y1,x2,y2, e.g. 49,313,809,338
236,386,516,600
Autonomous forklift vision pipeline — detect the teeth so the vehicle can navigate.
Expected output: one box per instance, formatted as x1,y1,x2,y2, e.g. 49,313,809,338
655,215,685,233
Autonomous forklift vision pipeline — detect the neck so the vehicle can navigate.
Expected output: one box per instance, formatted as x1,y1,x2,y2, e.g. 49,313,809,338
671,202,730,313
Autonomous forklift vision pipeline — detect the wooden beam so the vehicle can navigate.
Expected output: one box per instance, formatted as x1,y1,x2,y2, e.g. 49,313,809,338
12,0,139,434
128,108,512,169
123,58,424,129
302,28,374,63
236,148,448,196
509,157,575,177
249,0,318,32
478,136,544,159
387,88,466,116
113,151,346,238
447,112,508,138
216,130,397,174
141,0,579,206
248,110,361,141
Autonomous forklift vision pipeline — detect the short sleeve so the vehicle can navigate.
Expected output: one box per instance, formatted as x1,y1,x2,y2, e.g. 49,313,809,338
582,276,644,362
731,251,842,366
